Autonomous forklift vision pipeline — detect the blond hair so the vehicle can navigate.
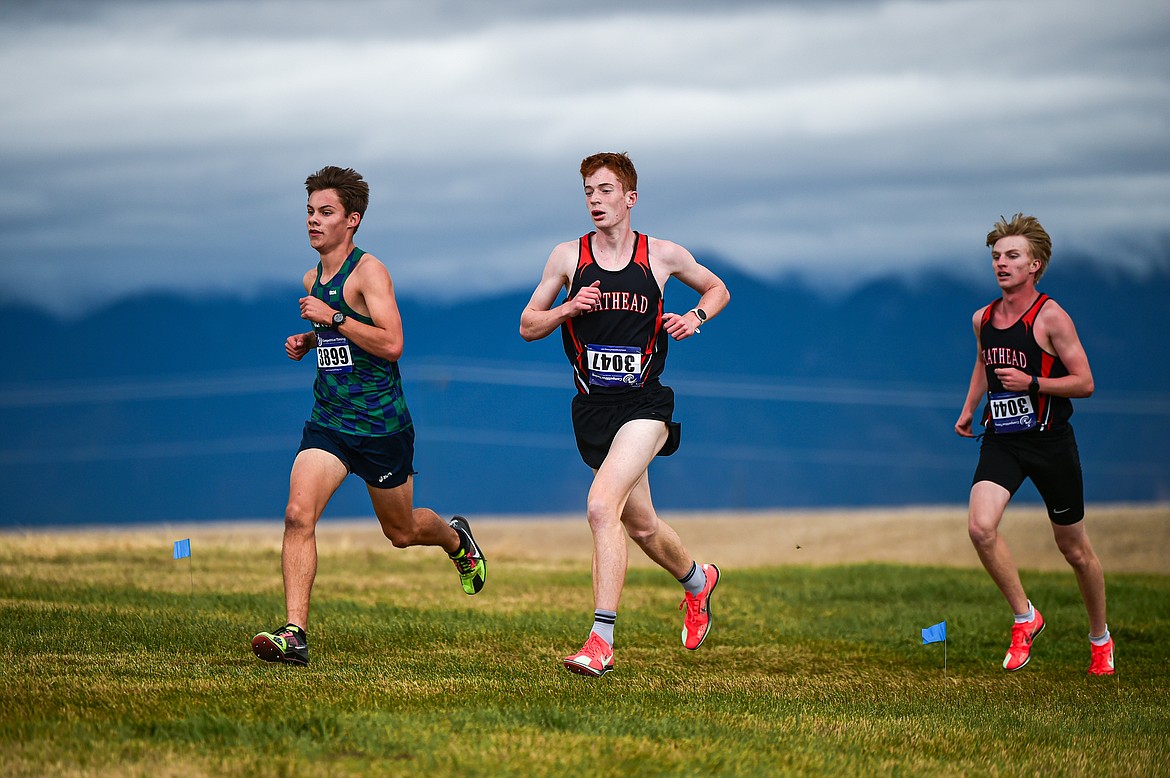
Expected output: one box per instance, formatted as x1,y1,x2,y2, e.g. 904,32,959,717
986,213,1052,282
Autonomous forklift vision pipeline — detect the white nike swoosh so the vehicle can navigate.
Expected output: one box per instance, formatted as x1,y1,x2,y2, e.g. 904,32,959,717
570,653,613,666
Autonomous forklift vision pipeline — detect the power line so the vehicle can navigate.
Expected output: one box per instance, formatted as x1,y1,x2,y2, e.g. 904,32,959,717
3,362,1168,414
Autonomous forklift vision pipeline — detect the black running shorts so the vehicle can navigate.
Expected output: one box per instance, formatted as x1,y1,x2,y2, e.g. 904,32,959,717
570,382,681,470
298,421,416,489
972,425,1085,525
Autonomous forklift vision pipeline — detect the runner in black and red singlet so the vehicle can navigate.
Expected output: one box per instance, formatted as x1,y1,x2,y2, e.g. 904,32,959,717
561,231,668,396
955,213,1113,677
521,152,730,678
978,292,1073,434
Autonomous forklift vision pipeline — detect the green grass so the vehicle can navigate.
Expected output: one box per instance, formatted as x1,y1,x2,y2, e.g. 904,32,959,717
1,533,1167,777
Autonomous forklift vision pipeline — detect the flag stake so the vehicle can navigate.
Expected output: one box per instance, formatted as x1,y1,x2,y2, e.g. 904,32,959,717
173,539,193,597
921,619,948,679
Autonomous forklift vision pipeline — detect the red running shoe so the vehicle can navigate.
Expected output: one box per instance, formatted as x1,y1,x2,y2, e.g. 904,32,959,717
1088,638,1115,676
1002,607,1045,671
563,632,614,678
680,563,720,650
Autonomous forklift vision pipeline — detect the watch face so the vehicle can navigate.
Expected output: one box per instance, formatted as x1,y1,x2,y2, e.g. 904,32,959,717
695,308,707,321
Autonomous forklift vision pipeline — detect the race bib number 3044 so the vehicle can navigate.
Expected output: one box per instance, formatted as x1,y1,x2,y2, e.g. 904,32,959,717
587,344,644,388
988,390,1037,433
316,332,354,374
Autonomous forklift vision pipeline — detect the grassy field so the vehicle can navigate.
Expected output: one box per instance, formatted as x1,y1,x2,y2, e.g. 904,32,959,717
1,514,1168,777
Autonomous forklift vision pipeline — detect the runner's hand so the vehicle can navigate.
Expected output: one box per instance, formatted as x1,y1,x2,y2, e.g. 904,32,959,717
955,411,975,438
663,311,700,340
994,367,1031,391
286,333,312,361
567,281,602,317
299,295,334,326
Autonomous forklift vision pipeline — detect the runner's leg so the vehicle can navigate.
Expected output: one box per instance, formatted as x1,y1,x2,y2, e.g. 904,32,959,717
587,419,667,611
620,469,693,579
1051,520,1108,636
968,480,1029,615
283,448,348,628
367,475,461,553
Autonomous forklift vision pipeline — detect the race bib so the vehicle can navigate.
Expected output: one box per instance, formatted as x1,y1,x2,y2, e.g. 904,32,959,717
316,331,354,374
586,344,644,388
988,391,1037,433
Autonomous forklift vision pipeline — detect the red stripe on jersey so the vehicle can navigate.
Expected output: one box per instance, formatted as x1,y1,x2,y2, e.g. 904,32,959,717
980,300,998,329
577,234,595,271
1021,293,1048,332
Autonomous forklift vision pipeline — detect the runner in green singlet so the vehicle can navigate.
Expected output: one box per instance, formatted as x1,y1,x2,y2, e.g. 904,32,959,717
251,166,487,666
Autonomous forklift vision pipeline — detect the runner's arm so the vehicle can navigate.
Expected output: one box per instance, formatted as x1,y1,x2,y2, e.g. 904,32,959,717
1035,302,1094,398
520,243,600,341
654,239,730,340
297,256,404,361
955,310,987,438
287,267,319,360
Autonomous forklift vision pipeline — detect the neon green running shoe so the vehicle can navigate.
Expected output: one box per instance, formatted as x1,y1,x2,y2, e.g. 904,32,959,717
449,515,487,595
251,623,309,666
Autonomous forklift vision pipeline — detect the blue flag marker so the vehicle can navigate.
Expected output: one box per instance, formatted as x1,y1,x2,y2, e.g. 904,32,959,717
921,621,946,644
173,539,191,560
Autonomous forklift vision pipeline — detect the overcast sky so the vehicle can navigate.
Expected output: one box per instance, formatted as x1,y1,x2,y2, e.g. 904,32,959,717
2,0,1168,316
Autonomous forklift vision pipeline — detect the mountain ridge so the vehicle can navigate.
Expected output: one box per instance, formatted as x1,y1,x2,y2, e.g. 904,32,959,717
3,258,1167,526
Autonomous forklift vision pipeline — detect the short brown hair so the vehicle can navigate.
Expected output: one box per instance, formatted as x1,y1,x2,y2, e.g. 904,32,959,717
305,166,369,232
580,152,637,193
986,213,1053,282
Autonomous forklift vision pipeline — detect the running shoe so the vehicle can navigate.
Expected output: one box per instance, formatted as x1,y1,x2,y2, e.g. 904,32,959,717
563,632,614,678
1002,607,1045,671
1088,638,1115,676
449,515,487,595
680,563,720,650
252,623,309,666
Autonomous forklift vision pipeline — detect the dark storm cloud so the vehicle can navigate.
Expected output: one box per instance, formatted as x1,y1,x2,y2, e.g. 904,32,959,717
1,0,1167,314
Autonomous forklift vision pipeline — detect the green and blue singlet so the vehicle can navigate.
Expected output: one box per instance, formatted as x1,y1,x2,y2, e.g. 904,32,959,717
308,248,412,436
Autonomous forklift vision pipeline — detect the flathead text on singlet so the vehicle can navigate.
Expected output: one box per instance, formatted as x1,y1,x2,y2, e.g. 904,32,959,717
591,291,650,313
983,347,1027,369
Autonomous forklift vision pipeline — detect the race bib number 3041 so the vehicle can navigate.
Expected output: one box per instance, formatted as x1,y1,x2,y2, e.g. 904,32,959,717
586,344,644,388
988,390,1037,433
316,332,354,374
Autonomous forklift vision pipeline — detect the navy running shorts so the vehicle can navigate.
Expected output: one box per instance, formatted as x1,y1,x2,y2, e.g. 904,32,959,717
972,425,1085,525
297,421,417,489
570,381,681,470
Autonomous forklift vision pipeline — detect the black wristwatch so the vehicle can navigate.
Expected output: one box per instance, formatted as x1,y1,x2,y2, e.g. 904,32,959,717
332,311,347,329
1029,375,1040,393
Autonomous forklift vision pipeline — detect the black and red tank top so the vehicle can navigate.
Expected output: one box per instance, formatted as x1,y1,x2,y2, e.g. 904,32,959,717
979,293,1073,433
560,232,667,395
